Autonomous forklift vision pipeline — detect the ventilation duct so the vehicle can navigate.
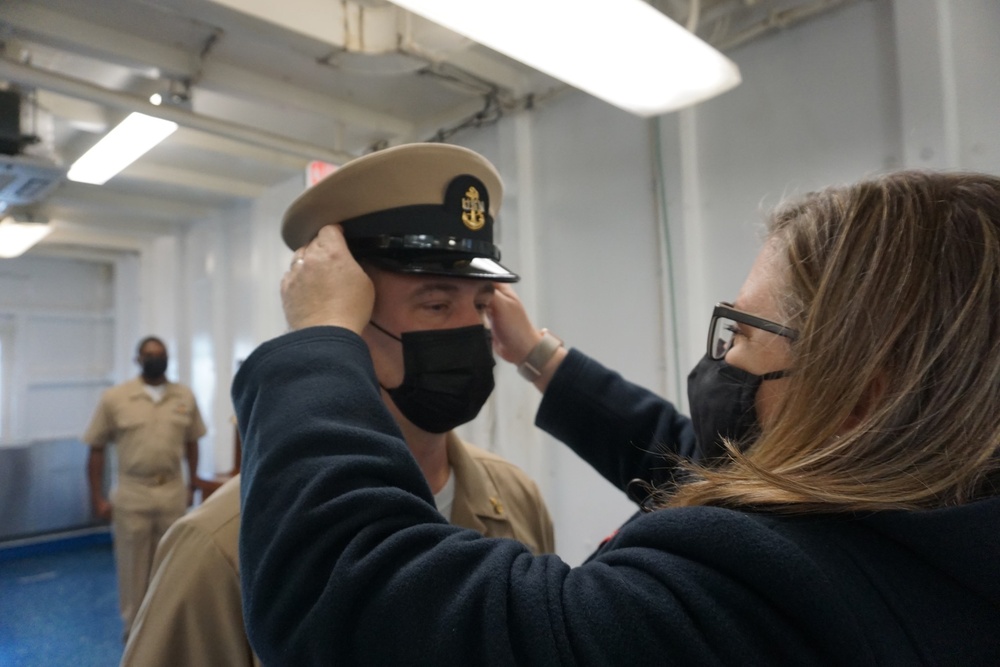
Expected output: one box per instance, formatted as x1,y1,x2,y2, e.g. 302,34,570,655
0,88,65,207
207,0,473,75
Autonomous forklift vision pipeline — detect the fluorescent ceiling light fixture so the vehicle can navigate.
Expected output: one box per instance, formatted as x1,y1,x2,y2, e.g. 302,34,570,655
0,218,52,258
67,112,178,185
387,0,740,116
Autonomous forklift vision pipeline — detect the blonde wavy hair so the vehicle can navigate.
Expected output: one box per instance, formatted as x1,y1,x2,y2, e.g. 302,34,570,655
668,170,1000,512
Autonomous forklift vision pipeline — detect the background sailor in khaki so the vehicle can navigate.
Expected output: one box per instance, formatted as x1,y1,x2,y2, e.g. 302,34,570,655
121,143,554,666
83,335,205,640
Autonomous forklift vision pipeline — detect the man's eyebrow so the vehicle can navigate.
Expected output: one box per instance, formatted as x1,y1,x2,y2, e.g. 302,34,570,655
408,282,461,298
407,281,495,299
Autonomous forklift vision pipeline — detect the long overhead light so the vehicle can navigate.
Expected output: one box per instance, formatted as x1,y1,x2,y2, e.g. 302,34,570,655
67,112,178,185
0,218,52,258
387,0,741,116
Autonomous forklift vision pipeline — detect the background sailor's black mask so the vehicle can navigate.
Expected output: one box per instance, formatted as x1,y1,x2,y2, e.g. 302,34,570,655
141,356,168,379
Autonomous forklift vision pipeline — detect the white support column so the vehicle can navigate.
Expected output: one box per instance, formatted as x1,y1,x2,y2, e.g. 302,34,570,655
651,112,697,409
113,252,141,382
892,0,961,169
138,235,183,377
677,107,708,375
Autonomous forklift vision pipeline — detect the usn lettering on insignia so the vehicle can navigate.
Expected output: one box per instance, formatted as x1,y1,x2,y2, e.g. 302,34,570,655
461,186,486,231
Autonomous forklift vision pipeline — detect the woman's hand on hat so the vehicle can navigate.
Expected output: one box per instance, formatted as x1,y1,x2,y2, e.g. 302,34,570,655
281,224,374,335
489,283,543,364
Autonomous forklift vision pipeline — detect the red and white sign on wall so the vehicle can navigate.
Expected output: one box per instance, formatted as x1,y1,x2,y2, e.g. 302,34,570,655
306,161,339,187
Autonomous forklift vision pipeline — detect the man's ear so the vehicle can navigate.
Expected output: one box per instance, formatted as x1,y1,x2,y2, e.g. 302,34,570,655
359,260,383,313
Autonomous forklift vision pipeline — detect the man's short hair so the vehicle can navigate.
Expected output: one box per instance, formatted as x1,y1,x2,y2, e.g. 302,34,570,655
136,336,167,356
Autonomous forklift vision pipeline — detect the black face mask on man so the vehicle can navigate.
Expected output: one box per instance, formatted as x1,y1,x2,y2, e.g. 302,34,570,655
686,355,786,460
141,356,168,380
370,322,496,434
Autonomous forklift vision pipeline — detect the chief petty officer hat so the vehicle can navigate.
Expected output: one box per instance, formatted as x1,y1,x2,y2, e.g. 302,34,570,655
282,142,518,282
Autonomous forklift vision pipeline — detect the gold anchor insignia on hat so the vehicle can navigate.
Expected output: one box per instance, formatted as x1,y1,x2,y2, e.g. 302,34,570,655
461,186,486,231
489,496,505,516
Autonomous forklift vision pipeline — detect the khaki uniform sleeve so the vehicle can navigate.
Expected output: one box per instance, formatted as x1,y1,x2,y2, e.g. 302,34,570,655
121,519,259,667
83,392,113,448
535,486,556,554
484,462,556,555
524,478,556,554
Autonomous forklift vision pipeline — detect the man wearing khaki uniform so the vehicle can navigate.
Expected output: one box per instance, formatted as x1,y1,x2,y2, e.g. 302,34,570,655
122,143,555,666
84,336,205,640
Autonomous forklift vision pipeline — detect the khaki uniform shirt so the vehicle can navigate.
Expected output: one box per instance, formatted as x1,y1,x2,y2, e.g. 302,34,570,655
446,432,555,555
121,434,553,667
84,377,206,512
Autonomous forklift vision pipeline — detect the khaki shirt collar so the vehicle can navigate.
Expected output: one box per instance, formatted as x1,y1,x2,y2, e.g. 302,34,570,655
125,376,178,400
445,431,509,532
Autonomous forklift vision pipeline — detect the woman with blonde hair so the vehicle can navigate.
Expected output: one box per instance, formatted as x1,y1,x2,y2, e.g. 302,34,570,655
235,170,999,665
671,170,1000,512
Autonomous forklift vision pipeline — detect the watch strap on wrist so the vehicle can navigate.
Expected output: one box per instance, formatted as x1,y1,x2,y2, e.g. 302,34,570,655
517,329,564,381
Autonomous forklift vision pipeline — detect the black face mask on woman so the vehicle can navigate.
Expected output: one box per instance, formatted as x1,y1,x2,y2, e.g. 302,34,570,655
686,355,786,460
370,322,496,434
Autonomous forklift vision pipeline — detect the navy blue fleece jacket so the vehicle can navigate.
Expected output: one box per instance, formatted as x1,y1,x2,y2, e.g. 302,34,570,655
235,327,1000,666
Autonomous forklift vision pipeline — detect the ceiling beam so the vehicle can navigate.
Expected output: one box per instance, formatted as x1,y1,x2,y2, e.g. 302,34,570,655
3,3,195,76
43,182,220,223
119,162,268,199
0,57,357,164
204,0,347,47
168,129,311,171
36,91,112,132
40,227,150,254
195,60,412,140
207,0,535,98
415,47,534,98
3,2,414,138
37,95,318,172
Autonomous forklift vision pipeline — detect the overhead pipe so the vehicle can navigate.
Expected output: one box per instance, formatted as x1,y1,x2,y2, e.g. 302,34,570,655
0,57,356,165
713,0,860,52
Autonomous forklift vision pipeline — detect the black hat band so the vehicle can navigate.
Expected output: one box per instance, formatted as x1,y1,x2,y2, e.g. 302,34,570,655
347,234,500,261
341,195,497,259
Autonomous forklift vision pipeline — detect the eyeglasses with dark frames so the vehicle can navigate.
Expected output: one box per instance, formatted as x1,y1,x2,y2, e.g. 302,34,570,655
707,302,799,360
